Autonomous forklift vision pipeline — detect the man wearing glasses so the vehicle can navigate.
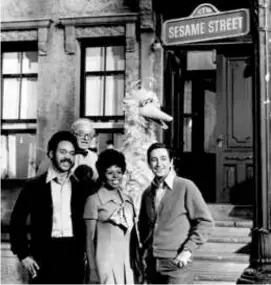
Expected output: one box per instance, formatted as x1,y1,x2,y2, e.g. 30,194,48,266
71,118,98,180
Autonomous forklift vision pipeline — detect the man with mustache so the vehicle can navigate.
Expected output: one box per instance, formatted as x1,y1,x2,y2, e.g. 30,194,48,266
36,118,98,181
10,131,86,284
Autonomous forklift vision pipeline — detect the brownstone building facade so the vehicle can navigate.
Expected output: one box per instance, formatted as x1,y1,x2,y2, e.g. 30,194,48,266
1,0,270,283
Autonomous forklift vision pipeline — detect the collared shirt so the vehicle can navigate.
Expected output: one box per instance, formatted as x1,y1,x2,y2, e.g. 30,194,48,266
46,166,73,237
153,169,176,211
73,149,98,180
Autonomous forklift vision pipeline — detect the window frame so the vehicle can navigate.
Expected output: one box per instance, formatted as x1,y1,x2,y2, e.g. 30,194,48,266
1,42,38,180
1,42,38,126
80,37,126,121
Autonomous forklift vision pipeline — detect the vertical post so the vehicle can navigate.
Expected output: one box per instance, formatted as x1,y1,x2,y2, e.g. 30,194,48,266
237,0,271,282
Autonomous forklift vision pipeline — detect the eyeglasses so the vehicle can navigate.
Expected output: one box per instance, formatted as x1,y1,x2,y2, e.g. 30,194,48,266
74,132,92,140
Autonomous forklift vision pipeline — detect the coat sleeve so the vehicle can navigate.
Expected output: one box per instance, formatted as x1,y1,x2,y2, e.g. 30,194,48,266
9,184,32,260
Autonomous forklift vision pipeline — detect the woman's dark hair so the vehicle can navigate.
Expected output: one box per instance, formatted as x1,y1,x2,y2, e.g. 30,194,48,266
147,142,174,164
47,131,78,156
74,164,94,182
96,149,126,181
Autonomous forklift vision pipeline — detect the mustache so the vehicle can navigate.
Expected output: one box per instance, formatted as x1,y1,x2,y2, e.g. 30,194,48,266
60,158,73,164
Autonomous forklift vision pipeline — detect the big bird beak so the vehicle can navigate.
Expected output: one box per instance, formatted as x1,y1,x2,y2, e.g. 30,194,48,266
139,104,173,129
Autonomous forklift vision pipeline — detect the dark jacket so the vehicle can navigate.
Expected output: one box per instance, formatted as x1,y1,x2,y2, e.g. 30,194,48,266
10,172,88,261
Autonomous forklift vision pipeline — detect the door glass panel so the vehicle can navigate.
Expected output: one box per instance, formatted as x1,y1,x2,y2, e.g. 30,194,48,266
183,117,192,152
187,50,216,70
204,89,216,153
184,81,192,114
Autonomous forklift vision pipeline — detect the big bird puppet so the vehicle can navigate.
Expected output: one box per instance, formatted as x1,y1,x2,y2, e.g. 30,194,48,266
121,80,173,212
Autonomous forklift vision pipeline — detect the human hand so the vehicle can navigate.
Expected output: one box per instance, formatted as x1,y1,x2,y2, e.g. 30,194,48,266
21,256,40,278
173,250,192,268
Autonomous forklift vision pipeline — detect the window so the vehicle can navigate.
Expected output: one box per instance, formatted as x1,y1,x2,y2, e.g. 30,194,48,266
81,39,125,151
82,39,125,118
1,44,38,179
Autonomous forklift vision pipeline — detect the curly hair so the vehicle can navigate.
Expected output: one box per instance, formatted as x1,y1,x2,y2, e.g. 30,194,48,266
96,149,126,181
47,131,78,156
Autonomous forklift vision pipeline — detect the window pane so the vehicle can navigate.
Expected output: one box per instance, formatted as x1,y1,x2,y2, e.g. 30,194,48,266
85,47,104,72
1,135,8,178
1,134,37,179
96,132,124,153
105,75,124,115
1,135,16,178
113,133,124,150
2,78,20,119
106,46,125,71
187,50,216,70
183,117,192,152
85,76,104,115
21,78,37,119
16,133,36,178
184,81,192,114
2,52,21,74
22,51,38,73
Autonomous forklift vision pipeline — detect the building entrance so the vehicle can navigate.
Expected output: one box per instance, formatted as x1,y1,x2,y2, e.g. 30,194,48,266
164,45,253,203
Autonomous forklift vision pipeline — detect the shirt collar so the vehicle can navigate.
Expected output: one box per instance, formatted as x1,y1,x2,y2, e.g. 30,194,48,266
46,165,71,184
152,168,176,191
164,168,176,190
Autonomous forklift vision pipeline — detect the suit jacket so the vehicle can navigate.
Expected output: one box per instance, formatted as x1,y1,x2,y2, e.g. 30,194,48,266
10,172,88,261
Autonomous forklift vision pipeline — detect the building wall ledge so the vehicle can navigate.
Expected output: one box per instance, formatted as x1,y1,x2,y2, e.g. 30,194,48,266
59,13,138,27
1,18,52,31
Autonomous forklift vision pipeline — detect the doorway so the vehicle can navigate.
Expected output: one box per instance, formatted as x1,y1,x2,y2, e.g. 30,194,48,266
164,45,253,204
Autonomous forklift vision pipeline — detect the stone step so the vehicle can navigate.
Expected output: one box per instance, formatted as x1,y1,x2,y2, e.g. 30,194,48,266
212,225,251,236
198,242,250,254
209,236,251,243
208,204,253,221
192,260,249,282
215,220,253,228
194,252,250,263
196,281,236,285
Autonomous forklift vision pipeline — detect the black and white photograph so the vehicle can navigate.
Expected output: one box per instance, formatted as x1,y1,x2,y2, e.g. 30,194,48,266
1,0,271,284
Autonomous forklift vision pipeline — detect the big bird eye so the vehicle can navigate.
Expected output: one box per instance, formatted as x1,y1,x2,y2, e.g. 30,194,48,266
140,98,153,107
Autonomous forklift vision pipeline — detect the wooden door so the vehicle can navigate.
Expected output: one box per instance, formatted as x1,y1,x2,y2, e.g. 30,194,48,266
216,48,254,203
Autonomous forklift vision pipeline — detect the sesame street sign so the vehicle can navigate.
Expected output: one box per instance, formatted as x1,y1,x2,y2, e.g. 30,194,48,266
162,3,250,45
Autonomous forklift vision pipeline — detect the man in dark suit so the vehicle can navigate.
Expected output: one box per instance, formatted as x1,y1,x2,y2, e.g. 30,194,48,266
10,131,87,284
